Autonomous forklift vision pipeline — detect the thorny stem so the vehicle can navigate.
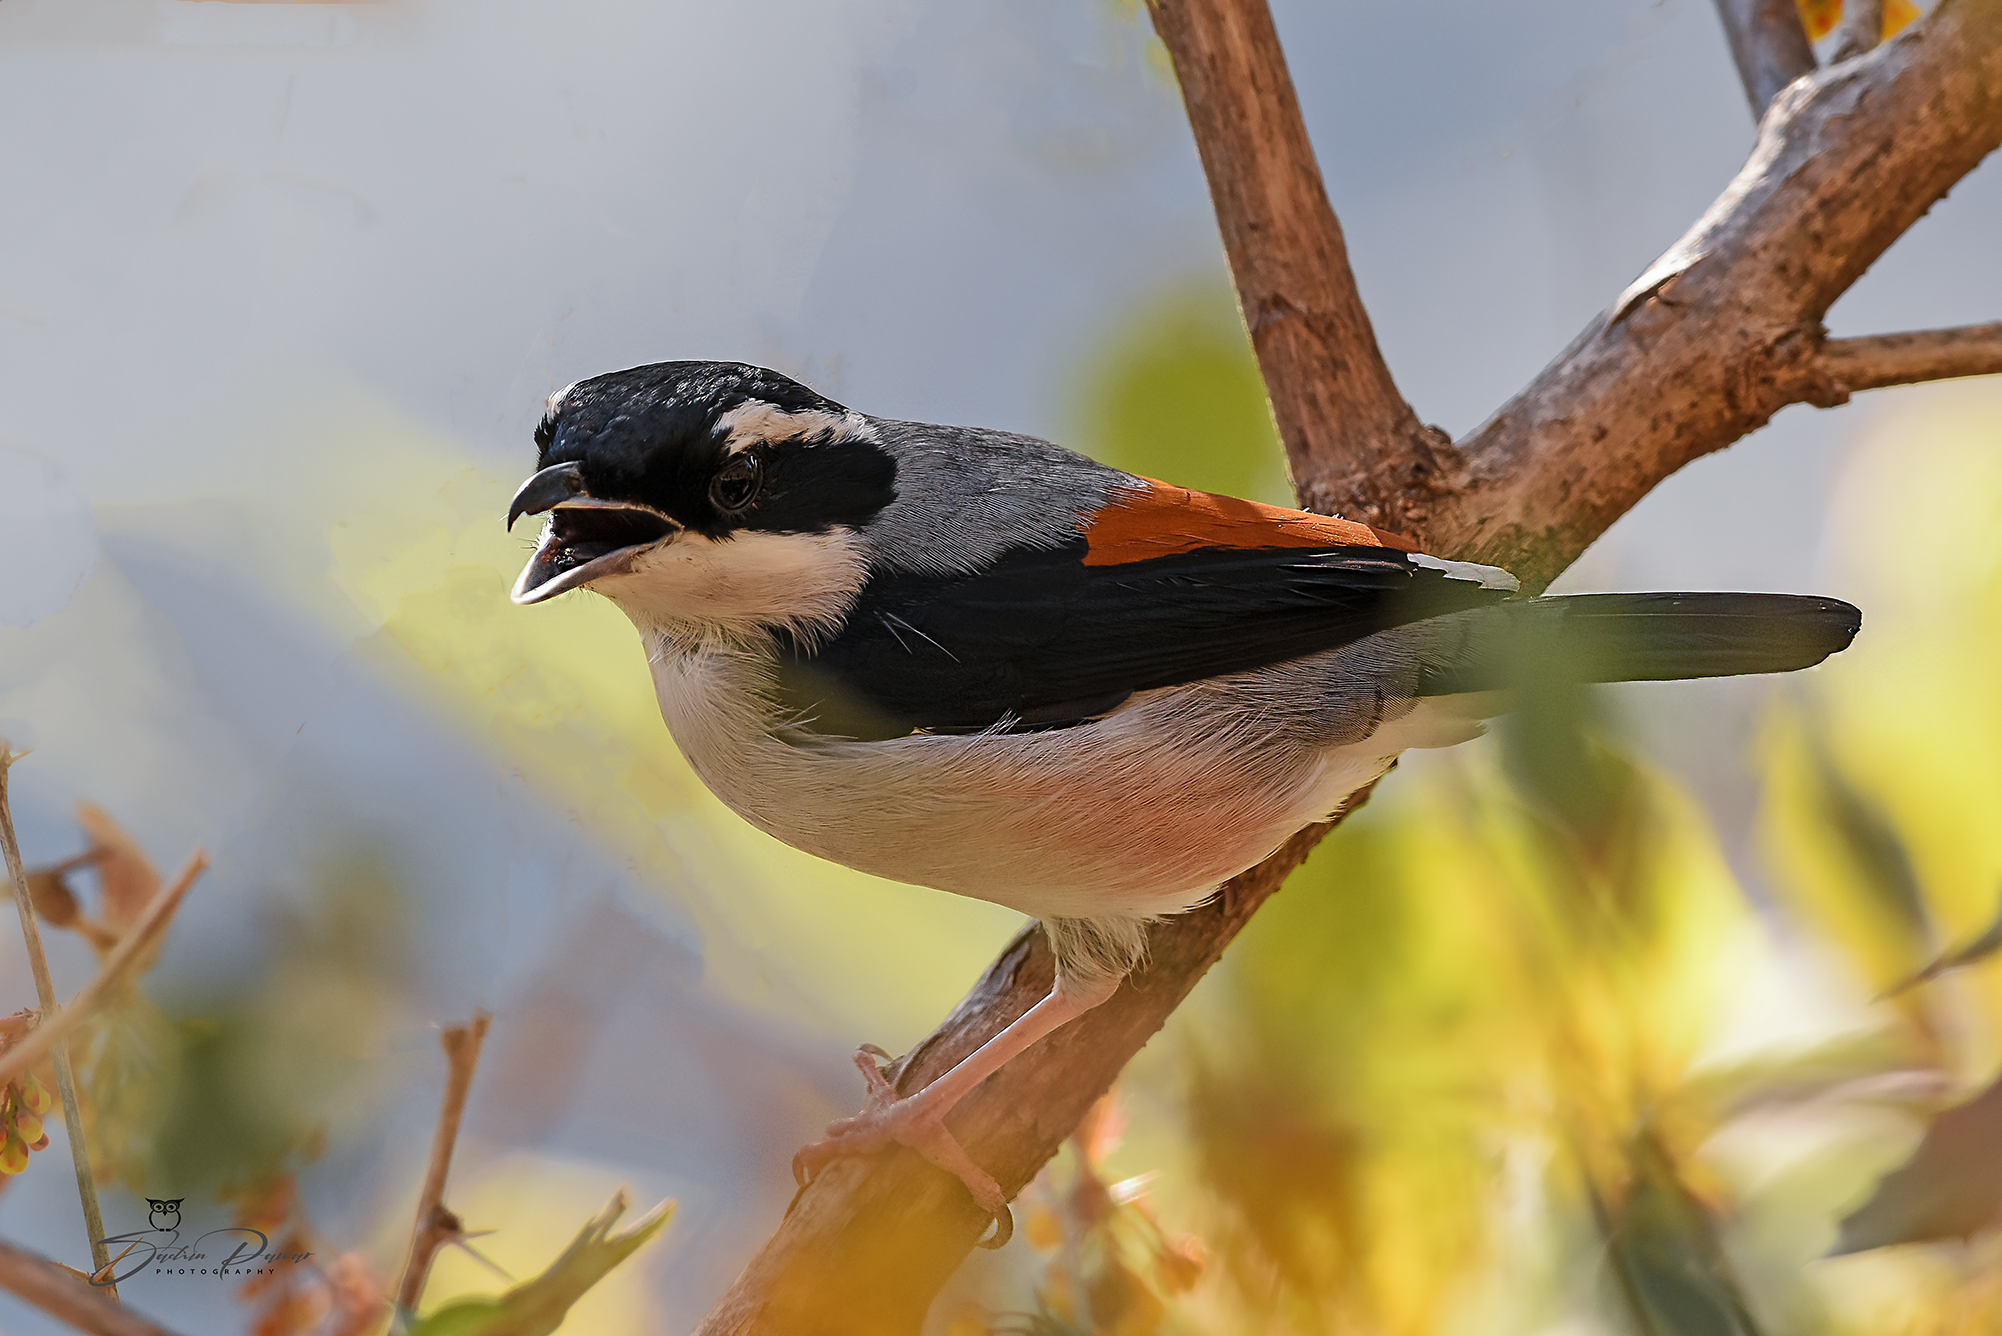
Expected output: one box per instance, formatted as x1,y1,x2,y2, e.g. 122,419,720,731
0,745,117,1298
394,1010,493,1319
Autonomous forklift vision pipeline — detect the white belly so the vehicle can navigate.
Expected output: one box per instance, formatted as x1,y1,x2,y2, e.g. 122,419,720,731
644,639,1429,923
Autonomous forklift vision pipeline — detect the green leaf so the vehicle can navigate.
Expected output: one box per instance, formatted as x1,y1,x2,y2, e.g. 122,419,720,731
1758,712,1937,999
403,1192,675,1336
1882,884,2002,997
1603,1135,1766,1336
1801,737,1932,947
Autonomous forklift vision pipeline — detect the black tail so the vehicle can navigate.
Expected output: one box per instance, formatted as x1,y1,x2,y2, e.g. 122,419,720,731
1420,592,1862,695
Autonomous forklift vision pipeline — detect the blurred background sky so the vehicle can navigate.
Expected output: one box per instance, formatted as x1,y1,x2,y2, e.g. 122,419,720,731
0,0,1997,1332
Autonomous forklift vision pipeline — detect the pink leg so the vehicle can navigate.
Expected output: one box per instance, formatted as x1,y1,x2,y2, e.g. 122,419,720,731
793,971,1119,1246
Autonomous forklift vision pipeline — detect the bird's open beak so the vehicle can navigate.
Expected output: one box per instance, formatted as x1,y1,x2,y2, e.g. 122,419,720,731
507,462,681,605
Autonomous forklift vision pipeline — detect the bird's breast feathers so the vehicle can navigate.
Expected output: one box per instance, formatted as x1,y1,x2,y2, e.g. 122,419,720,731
637,631,1416,920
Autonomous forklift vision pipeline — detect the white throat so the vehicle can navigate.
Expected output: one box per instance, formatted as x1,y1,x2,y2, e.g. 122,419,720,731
586,526,869,644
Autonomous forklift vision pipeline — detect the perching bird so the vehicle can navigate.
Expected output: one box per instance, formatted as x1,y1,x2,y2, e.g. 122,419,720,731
507,360,1859,1242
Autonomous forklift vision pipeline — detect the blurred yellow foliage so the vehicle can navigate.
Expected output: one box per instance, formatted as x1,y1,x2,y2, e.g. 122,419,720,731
1041,296,2002,1335
1164,743,1770,1336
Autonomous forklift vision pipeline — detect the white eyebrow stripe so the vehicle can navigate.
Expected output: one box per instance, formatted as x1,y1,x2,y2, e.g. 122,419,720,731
716,399,877,453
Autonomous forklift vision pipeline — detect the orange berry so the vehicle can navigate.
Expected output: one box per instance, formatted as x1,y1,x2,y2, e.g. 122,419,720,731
12,1113,42,1147
0,1136,27,1175
20,1077,51,1116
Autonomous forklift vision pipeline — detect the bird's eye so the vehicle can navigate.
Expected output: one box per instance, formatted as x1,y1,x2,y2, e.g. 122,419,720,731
710,453,764,514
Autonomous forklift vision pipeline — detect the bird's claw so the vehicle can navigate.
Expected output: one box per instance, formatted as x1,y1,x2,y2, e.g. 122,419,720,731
791,1044,1015,1248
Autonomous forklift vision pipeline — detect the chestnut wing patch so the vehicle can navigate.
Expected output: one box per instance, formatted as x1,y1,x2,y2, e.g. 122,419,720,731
770,536,1512,741
1082,476,1420,566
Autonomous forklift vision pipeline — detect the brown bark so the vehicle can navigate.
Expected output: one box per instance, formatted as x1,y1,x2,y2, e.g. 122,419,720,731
1713,0,1819,116
1440,3,2002,590
1141,0,1451,529
1821,322,2002,393
697,818,1341,1335
1833,0,1887,63
695,2,2002,1331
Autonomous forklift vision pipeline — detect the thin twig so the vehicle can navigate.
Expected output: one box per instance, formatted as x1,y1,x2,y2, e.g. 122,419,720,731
1712,0,1818,116
0,850,210,1091
394,1010,493,1315
1821,321,2002,393
0,1236,186,1336
1449,0,2002,587
0,745,117,1298
1833,0,1886,61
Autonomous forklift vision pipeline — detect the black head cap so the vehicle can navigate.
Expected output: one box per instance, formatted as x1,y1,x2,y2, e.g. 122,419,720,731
534,361,896,539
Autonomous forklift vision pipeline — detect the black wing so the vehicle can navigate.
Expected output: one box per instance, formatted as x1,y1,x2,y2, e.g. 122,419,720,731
772,538,1513,739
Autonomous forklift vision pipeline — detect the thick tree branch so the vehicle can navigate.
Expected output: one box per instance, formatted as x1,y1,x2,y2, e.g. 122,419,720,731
696,819,1343,1335
1441,2,2002,589
697,3,2002,1331
1820,321,2002,392
1713,0,1819,116
1141,0,1451,529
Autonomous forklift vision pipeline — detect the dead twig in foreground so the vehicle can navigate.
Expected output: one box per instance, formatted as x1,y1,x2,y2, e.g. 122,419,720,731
0,1237,185,1336
394,1010,494,1316
0,744,117,1296
0,851,210,1092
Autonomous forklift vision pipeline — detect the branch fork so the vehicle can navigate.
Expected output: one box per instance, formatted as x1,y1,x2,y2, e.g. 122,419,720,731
697,1,2002,1330
394,1011,494,1320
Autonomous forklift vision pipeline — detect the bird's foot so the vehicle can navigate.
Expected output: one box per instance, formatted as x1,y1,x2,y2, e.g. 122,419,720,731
792,1044,1013,1248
